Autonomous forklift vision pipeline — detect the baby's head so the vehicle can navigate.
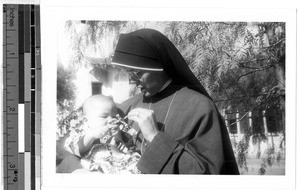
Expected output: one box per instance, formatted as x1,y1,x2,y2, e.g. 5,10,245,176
83,95,117,129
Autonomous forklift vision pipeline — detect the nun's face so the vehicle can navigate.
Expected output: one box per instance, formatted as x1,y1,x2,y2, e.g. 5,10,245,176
127,70,170,97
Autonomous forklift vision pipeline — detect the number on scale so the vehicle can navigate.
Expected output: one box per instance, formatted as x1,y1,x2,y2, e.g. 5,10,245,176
9,164,18,182
9,164,15,168
13,172,18,183
8,106,15,112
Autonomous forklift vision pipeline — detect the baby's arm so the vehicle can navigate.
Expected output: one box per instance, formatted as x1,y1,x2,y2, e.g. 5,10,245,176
77,130,99,156
65,124,109,157
77,123,112,156
77,119,120,156
64,131,85,157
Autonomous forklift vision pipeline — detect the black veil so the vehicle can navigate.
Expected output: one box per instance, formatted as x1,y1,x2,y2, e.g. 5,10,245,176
112,28,211,99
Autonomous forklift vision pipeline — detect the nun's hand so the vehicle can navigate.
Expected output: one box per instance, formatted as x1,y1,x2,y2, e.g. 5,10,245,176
127,108,159,143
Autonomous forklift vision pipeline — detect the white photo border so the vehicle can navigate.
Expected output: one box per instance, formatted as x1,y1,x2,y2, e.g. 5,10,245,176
41,2,297,190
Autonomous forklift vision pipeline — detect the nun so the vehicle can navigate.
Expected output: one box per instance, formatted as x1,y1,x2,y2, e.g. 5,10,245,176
112,28,239,174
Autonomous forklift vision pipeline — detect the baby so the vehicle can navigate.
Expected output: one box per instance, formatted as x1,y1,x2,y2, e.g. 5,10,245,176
64,94,140,174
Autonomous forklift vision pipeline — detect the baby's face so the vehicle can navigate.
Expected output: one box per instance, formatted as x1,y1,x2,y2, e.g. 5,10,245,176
85,100,118,129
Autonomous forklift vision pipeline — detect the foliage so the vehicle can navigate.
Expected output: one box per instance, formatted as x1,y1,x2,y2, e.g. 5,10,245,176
163,21,285,174
57,61,77,112
64,20,127,68
163,21,285,112
57,107,84,139
236,137,249,172
56,60,78,162
56,107,84,164
258,163,267,175
63,20,285,112
258,147,281,175
59,20,286,174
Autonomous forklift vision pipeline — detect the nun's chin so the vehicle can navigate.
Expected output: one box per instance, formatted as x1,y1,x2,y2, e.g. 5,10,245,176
142,89,154,97
141,89,150,97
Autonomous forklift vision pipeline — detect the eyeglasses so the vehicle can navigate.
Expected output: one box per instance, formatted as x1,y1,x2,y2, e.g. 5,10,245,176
126,70,142,85
115,66,142,84
127,70,142,81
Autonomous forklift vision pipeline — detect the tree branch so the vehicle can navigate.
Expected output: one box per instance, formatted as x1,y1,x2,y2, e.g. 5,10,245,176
238,58,268,65
218,22,237,26
276,78,285,88
214,95,246,103
238,63,273,70
236,66,273,82
226,94,280,127
213,92,274,103
227,108,255,127
223,49,273,69
260,38,285,49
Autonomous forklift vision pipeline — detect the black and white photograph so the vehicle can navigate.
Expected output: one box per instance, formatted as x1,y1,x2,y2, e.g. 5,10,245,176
40,2,297,190
55,20,285,175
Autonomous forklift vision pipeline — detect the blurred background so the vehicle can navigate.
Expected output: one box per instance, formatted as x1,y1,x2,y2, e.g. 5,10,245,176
56,21,285,175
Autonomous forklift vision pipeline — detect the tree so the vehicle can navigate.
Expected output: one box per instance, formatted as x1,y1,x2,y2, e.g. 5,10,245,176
56,59,78,164
57,59,77,111
163,21,285,173
163,22,285,112
64,20,127,68
59,20,285,174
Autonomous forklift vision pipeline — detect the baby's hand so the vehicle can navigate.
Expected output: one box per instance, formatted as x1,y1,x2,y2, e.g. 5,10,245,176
86,118,120,140
86,124,110,140
107,118,120,137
